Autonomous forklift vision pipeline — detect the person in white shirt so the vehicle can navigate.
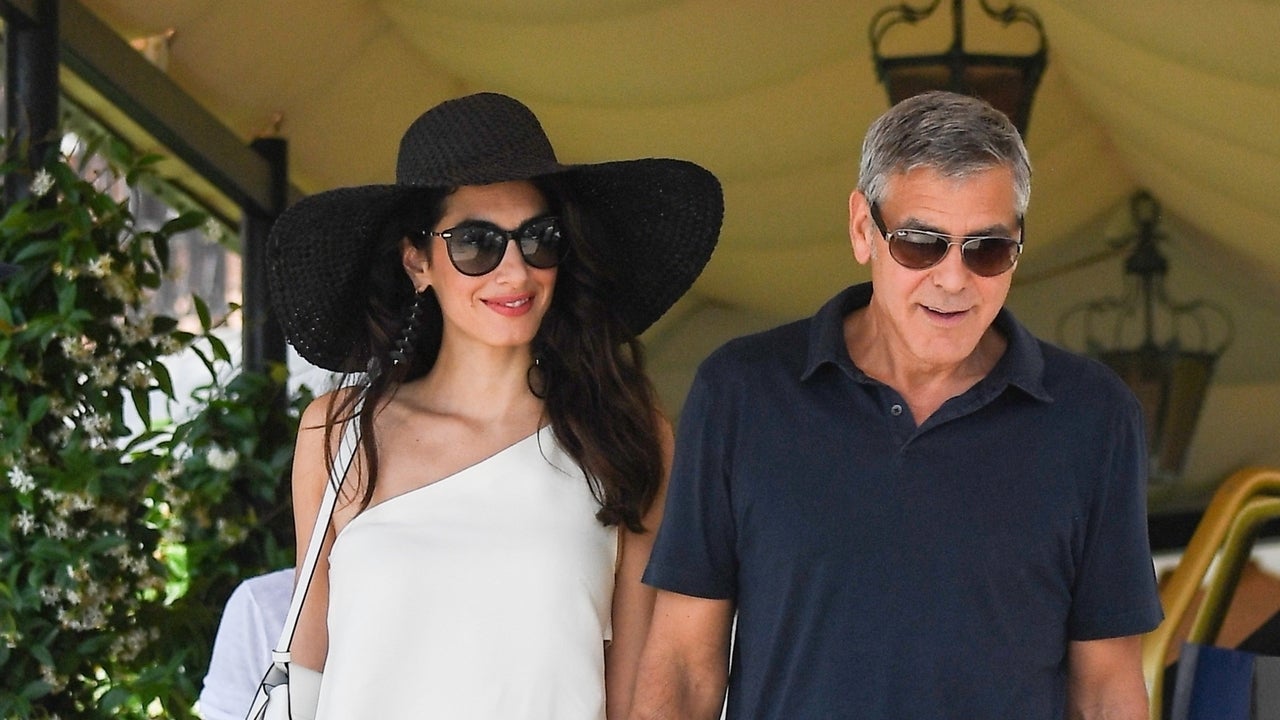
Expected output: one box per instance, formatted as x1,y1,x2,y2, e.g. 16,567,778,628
197,568,293,720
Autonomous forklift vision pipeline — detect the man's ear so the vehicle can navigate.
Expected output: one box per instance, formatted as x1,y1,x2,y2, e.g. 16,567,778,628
849,190,875,266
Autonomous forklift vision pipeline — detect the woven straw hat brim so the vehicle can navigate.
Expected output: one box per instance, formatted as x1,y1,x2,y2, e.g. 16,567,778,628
268,185,413,372
269,159,722,373
559,157,723,333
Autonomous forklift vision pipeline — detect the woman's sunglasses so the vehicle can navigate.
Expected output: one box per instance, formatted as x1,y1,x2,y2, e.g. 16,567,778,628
869,202,1023,277
422,215,566,277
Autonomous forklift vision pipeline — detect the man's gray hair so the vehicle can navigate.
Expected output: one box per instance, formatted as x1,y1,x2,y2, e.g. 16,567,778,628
856,91,1031,215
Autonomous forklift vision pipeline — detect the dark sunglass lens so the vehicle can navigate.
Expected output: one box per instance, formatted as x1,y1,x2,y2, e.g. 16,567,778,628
447,227,507,275
963,238,1018,276
518,218,564,269
889,231,948,269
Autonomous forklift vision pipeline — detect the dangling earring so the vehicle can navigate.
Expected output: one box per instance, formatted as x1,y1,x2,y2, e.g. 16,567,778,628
527,355,549,399
390,289,428,368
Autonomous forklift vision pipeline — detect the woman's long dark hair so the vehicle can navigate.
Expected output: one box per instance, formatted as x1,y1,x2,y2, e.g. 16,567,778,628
320,179,664,532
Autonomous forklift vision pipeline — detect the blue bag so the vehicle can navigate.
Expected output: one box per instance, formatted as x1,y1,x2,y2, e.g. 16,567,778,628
1170,642,1280,720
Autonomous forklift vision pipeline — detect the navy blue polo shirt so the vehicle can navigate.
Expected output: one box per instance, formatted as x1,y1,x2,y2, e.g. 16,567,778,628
644,283,1163,720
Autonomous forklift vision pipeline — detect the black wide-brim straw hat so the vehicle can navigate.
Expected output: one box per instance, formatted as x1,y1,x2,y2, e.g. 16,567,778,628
268,92,724,373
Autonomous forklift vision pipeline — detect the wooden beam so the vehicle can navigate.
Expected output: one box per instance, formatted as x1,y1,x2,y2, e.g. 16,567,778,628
0,0,301,215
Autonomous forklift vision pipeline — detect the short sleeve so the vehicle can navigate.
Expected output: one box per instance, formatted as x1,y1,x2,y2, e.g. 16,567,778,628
1068,394,1164,640
642,355,739,600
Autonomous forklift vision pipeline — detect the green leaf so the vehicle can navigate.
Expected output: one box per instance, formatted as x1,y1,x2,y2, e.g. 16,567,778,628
152,359,176,397
131,387,152,428
24,395,50,425
96,686,131,711
153,231,172,270
189,343,218,377
160,210,207,235
28,641,54,669
19,679,51,701
55,280,77,315
194,295,212,332
207,332,231,363
11,238,61,262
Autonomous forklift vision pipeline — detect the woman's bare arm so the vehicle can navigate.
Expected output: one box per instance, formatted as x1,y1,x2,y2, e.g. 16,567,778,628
605,415,674,719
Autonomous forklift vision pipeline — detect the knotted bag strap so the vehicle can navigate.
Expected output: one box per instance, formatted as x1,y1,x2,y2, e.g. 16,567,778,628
271,396,364,663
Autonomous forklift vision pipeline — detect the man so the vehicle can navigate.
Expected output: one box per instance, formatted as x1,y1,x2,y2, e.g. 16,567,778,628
629,91,1163,719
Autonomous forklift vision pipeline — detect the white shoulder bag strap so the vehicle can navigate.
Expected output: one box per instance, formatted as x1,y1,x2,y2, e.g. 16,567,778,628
245,396,364,720
274,396,364,663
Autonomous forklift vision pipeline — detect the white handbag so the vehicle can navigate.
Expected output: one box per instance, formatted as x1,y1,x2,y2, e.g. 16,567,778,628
245,400,362,720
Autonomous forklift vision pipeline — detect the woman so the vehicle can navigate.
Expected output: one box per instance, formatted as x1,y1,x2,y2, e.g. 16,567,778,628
266,92,722,719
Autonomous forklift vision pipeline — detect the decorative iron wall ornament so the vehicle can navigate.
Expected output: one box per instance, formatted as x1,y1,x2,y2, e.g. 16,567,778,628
869,0,1048,135
1058,191,1233,482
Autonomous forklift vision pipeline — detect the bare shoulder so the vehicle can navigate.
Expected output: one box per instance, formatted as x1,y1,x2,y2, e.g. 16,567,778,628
298,386,362,431
294,386,367,505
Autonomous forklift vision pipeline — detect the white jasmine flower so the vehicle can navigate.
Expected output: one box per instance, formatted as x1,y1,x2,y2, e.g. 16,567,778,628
85,255,111,278
101,273,135,303
125,628,150,656
158,335,184,355
82,606,106,630
29,168,55,197
90,362,119,387
203,217,225,241
125,364,151,390
48,424,72,446
119,319,153,345
101,506,128,524
206,445,239,472
107,581,128,600
85,413,114,438
48,396,71,420
69,493,95,513
60,336,95,364
14,511,36,535
107,540,130,558
127,556,150,576
7,465,35,493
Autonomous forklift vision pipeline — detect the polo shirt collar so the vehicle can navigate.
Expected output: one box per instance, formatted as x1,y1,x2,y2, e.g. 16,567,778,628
989,302,1052,403
802,283,871,382
800,282,1052,403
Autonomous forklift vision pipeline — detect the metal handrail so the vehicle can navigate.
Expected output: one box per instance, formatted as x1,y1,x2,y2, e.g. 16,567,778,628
1142,466,1280,720
1186,497,1280,645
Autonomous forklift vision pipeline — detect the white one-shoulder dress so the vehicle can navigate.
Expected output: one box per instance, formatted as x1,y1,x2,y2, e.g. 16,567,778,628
316,426,618,720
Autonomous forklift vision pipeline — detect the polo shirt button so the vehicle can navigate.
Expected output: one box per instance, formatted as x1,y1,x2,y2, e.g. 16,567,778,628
890,404,903,416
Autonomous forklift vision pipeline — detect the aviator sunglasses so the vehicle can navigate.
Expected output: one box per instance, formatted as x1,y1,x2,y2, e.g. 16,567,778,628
421,215,566,277
869,202,1023,277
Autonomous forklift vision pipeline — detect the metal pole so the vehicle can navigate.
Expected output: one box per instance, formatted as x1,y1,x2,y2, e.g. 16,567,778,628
4,0,59,206
241,136,287,377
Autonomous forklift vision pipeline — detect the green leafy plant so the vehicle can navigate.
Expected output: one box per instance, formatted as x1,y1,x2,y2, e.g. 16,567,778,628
0,136,306,718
